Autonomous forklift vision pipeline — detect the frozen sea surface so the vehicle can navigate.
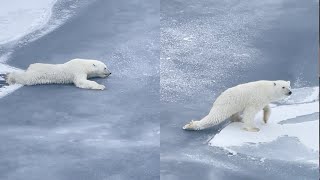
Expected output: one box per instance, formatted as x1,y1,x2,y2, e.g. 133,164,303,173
161,0,318,179
0,0,159,179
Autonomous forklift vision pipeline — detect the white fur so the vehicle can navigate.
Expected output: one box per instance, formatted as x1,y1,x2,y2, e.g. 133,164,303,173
6,58,111,90
183,80,292,132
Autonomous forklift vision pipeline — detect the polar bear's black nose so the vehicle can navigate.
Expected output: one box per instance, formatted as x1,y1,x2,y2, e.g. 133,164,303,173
288,91,292,95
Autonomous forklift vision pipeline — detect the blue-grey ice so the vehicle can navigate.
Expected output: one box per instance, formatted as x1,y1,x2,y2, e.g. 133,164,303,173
160,0,319,179
0,0,159,179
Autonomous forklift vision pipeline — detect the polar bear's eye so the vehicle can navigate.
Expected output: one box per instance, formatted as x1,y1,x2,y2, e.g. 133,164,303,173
282,87,285,89
104,67,106,70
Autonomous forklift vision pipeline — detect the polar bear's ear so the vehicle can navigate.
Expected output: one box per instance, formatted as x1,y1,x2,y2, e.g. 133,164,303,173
287,81,290,85
274,82,276,86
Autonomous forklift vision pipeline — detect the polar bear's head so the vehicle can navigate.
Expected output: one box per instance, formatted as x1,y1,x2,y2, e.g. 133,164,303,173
272,80,292,100
87,60,111,78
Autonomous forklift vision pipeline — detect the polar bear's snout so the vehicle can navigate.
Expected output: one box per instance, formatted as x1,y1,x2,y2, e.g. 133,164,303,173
103,71,111,77
284,88,292,96
103,67,111,77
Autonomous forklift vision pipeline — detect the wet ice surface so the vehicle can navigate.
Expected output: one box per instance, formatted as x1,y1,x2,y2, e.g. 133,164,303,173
161,0,318,179
0,0,159,180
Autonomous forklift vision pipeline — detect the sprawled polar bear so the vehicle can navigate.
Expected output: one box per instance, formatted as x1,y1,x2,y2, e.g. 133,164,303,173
6,58,111,90
183,80,292,132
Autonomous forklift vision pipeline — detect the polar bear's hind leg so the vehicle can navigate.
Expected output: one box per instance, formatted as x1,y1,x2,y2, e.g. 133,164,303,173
6,72,35,85
5,73,15,84
183,110,229,130
230,112,242,122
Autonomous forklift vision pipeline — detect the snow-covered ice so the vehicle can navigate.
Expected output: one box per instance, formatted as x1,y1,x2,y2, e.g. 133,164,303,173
0,0,56,45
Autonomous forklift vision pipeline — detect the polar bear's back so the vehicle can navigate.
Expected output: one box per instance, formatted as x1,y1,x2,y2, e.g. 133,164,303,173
27,63,69,74
65,58,102,67
212,81,273,114
28,63,61,71
25,63,75,84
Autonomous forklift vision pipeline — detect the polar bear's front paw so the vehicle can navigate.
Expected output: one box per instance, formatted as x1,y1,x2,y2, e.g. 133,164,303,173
91,84,105,90
89,84,106,90
183,120,201,130
243,127,260,132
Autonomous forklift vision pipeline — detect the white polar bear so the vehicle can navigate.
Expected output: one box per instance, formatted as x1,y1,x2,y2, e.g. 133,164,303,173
6,58,111,90
183,80,292,132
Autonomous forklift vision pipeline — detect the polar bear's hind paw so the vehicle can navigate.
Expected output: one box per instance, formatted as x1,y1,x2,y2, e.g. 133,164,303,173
183,120,201,130
243,127,260,132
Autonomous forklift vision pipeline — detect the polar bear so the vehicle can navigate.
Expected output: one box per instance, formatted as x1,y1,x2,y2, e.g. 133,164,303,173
183,80,292,132
6,58,111,90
